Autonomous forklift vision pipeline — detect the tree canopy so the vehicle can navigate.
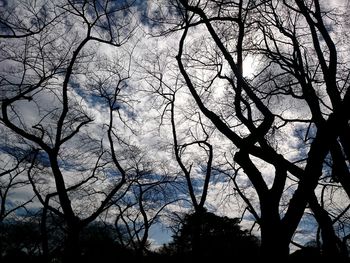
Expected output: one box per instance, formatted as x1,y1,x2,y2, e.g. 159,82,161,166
1,0,350,262
162,210,260,260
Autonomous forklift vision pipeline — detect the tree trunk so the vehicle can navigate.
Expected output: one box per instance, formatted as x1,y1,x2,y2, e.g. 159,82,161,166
260,202,290,261
260,226,290,261
40,206,49,263
191,212,201,259
63,219,81,263
190,209,207,260
309,195,345,261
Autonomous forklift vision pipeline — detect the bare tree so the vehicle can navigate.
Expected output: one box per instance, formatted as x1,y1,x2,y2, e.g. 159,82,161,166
0,141,36,261
170,0,350,260
0,146,34,223
0,0,60,39
141,43,222,259
114,154,178,255
1,0,350,261
0,0,138,261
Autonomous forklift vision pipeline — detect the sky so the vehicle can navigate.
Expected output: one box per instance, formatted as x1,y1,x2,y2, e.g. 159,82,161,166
1,0,350,253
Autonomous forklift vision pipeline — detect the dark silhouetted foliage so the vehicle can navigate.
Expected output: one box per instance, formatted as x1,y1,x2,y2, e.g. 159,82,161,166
289,247,323,262
160,210,260,261
1,220,42,263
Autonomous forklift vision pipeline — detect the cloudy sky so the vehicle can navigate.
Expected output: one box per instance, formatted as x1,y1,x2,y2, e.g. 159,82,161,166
1,0,350,252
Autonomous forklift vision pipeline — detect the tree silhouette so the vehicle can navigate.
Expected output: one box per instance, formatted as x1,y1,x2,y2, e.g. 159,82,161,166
161,210,260,261
171,0,350,260
1,218,42,263
0,0,138,261
1,0,350,262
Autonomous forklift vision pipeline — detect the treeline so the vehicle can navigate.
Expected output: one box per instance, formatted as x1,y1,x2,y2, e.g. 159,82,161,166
0,210,327,262
1,0,350,262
